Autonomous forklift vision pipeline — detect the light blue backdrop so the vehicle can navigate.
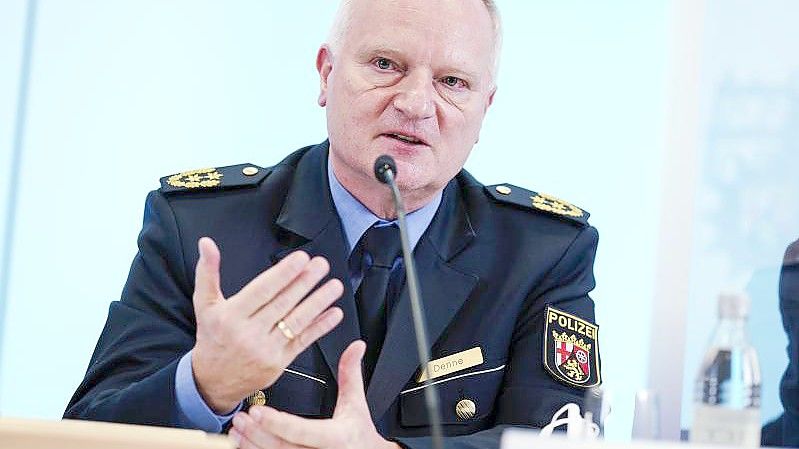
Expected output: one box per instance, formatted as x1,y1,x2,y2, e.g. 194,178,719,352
0,1,670,441
0,0,28,325
680,0,799,429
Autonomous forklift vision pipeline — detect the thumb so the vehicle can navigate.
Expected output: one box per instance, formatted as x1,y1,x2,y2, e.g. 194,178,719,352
193,237,223,311
335,340,368,415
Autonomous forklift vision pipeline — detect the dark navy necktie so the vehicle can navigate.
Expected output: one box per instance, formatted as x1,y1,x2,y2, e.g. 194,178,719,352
355,224,402,384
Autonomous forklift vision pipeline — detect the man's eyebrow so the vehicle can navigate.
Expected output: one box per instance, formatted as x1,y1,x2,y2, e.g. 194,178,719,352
440,65,481,82
358,45,405,59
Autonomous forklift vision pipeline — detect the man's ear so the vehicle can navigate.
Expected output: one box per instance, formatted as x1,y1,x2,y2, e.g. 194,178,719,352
486,85,497,111
475,86,498,144
316,45,334,107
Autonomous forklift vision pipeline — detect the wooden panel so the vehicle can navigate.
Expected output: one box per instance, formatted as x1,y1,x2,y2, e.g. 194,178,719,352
0,418,234,449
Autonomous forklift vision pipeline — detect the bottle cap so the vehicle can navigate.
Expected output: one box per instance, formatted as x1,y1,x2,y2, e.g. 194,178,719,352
718,291,750,319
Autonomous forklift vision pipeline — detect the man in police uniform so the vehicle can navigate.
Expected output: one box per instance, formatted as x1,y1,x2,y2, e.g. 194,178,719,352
65,1,602,448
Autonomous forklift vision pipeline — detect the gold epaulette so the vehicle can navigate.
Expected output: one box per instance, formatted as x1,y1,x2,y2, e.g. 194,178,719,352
484,183,589,226
159,163,269,194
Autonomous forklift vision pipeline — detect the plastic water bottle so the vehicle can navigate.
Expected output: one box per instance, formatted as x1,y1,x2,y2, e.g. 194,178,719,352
690,292,761,447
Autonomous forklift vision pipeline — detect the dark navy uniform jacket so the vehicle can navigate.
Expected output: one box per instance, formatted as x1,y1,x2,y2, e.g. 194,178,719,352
65,141,601,449
763,239,799,447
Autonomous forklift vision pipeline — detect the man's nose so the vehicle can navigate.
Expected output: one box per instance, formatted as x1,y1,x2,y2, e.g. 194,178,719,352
391,71,435,120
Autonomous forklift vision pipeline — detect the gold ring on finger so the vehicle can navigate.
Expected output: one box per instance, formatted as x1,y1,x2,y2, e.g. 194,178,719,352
276,320,295,341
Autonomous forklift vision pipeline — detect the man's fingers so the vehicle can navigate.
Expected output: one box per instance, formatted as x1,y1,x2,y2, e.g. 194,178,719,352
229,429,262,449
252,406,334,447
273,278,343,335
257,256,330,320
233,251,311,317
335,340,368,412
236,433,298,449
193,237,224,311
286,306,343,356
232,413,286,449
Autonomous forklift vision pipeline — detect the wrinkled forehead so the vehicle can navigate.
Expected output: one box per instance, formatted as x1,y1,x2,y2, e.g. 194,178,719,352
339,0,496,78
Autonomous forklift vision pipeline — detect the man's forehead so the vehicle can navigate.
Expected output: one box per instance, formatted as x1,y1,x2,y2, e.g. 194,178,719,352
340,0,495,69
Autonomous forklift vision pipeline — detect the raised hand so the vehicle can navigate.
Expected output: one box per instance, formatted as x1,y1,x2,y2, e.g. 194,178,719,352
229,340,400,449
191,237,344,413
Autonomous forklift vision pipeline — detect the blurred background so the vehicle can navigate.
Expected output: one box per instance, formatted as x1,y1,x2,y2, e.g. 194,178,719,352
0,0,797,443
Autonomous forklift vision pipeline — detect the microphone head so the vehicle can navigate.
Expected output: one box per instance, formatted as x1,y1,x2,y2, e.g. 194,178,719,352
374,155,397,184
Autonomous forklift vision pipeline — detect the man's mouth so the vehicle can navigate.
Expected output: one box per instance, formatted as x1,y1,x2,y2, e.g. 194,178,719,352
383,133,426,145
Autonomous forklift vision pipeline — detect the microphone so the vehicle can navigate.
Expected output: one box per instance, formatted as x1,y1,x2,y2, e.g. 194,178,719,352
373,155,397,185
373,156,445,449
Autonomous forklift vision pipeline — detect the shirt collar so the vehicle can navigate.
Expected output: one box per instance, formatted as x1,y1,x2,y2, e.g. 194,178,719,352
327,157,442,256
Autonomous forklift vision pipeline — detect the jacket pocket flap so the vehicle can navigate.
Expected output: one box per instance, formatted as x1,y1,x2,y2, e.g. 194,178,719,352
400,363,505,427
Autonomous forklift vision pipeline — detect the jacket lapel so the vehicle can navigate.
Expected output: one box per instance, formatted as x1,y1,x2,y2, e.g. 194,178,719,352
366,181,479,420
273,142,360,382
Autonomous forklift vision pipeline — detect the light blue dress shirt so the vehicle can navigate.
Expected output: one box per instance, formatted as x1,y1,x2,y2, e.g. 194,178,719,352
174,157,442,432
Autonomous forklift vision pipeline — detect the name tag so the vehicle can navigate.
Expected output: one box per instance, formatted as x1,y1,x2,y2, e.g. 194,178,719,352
417,347,484,382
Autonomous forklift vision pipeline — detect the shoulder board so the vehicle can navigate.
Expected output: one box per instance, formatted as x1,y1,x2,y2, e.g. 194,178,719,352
159,163,269,194
484,183,590,226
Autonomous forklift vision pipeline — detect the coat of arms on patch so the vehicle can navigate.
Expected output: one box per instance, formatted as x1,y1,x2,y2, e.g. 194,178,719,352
543,306,601,388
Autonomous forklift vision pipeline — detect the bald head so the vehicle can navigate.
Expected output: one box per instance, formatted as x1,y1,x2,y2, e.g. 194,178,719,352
327,0,502,82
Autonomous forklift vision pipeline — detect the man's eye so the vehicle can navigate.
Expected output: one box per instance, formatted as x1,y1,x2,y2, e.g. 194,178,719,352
375,58,394,70
442,76,466,88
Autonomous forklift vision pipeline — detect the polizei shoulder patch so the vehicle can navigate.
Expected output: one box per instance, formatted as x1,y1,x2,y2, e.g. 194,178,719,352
542,306,601,388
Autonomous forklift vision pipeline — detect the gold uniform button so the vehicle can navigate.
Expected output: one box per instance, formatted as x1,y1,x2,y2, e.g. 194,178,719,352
242,166,259,176
247,390,267,407
455,399,476,420
495,185,512,195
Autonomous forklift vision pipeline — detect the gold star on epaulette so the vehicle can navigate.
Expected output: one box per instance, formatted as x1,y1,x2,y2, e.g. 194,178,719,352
484,183,590,226
167,168,223,189
531,193,584,218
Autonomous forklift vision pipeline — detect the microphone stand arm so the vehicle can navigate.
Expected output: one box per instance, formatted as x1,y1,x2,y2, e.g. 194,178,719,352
384,170,445,449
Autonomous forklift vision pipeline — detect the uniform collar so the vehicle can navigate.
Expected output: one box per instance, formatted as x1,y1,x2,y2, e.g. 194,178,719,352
273,141,479,400
327,157,442,256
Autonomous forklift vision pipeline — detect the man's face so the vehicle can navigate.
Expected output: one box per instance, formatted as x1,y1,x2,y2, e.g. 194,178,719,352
318,0,496,198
